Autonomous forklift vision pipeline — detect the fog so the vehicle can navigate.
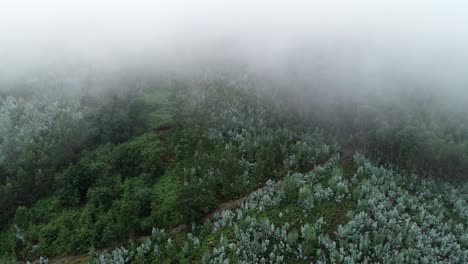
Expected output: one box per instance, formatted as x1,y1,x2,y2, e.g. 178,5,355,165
1,1,468,104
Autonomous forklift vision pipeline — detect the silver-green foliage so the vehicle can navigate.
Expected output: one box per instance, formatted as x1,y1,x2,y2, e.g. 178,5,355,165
0,96,82,162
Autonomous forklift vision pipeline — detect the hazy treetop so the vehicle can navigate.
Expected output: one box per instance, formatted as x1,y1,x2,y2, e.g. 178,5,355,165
1,1,468,101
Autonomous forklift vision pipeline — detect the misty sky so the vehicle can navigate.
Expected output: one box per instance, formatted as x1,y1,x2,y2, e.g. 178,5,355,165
1,1,468,99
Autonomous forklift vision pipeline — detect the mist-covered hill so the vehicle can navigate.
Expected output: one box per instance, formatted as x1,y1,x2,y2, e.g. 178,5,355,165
1,1,468,263
0,81,467,263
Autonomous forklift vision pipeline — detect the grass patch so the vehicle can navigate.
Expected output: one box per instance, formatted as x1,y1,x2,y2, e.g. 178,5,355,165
147,112,174,129
139,87,176,129
153,171,179,209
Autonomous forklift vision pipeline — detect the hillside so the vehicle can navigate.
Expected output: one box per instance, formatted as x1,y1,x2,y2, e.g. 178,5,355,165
91,153,467,263
0,82,467,263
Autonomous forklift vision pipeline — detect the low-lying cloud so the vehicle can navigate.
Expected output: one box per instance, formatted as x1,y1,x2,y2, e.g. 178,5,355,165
1,1,468,103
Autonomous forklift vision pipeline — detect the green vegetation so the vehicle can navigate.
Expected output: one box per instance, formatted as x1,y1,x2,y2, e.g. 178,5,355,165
0,81,467,263
289,89,468,183
90,154,467,263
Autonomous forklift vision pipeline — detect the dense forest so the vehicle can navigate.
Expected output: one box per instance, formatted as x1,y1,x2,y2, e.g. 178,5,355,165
0,78,466,263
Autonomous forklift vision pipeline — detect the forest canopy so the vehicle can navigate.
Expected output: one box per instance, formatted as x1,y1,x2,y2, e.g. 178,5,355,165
0,79,467,263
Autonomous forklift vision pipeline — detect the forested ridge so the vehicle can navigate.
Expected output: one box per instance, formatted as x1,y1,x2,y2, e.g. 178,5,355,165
0,81,467,263
3,1,468,263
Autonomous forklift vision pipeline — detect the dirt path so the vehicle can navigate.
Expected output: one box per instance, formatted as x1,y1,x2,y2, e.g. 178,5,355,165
203,186,268,221
339,145,356,161
50,149,344,264
49,184,268,264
